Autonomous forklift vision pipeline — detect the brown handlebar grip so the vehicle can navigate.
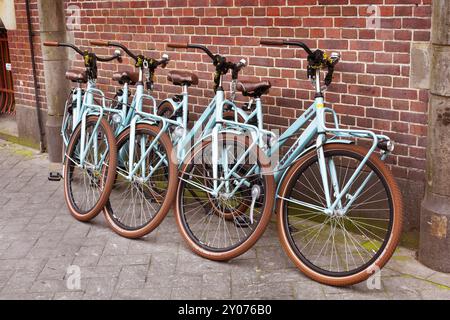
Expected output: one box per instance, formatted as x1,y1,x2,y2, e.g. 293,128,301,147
167,43,188,49
43,41,59,47
260,39,285,46
90,40,110,46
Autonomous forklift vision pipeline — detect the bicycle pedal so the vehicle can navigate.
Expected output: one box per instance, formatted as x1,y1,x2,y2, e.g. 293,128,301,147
234,215,251,228
48,172,62,182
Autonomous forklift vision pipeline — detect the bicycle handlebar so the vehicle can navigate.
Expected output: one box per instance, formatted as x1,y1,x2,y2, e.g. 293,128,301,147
260,39,314,55
166,43,188,49
260,39,340,86
43,41,59,47
167,43,215,60
90,40,140,62
90,41,169,72
43,41,84,56
43,41,122,62
167,43,246,82
97,51,122,63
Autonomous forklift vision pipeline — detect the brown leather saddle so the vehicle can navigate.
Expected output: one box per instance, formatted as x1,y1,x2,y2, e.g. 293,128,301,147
236,80,272,98
167,70,199,86
112,71,140,85
65,70,88,83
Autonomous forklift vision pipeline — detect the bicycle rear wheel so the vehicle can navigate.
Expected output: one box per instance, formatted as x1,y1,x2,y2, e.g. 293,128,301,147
63,115,117,221
175,132,275,261
103,123,177,238
277,143,403,286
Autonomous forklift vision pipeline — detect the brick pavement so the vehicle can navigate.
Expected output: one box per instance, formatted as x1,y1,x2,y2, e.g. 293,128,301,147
0,140,449,300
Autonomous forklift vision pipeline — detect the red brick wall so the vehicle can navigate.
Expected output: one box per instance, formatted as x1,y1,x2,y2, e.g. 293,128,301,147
9,0,432,229
8,0,47,114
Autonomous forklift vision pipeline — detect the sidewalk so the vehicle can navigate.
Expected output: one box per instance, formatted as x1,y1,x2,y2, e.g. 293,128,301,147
0,139,449,300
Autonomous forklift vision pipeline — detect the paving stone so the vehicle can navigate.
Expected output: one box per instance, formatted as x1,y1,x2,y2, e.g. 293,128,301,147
146,272,202,289
148,252,178,275
171,286,202,300
84,277,118,300
293,281,327,300
201,284,231,299
29,279,69,293
54,291,85,300
255,245,290,271
37,256,74,280
1,272,37,293
34,231,65,249
0,292,54,300
72,254,100,268
0,270,14,291
77,245,105,257
117,265,148,289
112,287,172,300
74,265,122,279
230,263,262,288
127,238,165,255
387,252,436,279
62,224,91,239
176,251,232,274
419,287,450,299
426,272,450,288
103,237,131,256
322,281,389,300
98,254,151,267
1,239,37,259
26,247,59,260
382,275,429,300
258,268,309,284
231,282,294,299
0,258,47,274
0,240,12,251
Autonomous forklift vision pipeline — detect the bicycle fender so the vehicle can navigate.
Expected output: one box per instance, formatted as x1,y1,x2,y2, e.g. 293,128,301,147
117,119,159,135
158,98,180,111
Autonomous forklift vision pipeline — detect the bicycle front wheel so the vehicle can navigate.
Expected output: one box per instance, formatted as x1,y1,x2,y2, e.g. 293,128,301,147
175,132,275,261
277,143,403,286
103,123,177,239
63,115,117,221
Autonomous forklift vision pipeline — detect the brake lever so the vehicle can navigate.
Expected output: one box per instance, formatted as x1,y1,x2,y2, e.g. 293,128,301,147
324,67,334,86
324,52,340,87
329,52,341,66
114,49,123,63
160,53,170,68
231,58,247,80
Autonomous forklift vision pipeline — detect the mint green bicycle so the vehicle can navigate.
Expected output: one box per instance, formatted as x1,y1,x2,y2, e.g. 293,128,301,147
43,41,121,222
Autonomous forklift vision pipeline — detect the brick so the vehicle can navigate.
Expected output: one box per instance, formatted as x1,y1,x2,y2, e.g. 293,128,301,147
383,88,418,100
367,64,400,76
403,18,431,29
385,41,410,53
